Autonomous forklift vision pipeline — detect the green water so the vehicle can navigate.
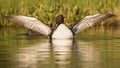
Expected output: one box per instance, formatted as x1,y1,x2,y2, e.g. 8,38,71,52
0,26,120,68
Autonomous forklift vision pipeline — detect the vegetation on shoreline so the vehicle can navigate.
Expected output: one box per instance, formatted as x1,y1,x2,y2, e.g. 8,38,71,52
0,0,120,27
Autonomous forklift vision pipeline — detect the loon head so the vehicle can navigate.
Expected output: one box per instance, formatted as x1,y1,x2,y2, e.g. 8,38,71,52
56,15,65,26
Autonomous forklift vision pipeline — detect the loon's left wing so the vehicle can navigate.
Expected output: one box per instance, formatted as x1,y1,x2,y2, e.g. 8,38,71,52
5,15,52,36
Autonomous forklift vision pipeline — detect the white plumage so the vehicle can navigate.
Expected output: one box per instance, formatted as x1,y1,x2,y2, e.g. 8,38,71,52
52,24,73,39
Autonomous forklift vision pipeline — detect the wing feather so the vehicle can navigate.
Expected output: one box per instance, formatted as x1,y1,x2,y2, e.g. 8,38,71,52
5,15,51,36
72,14,116,34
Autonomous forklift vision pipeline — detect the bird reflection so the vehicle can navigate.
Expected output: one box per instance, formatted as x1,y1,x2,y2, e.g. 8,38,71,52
17,40,51,68
52,39,73,67
16,39,100,68
75,41,100,68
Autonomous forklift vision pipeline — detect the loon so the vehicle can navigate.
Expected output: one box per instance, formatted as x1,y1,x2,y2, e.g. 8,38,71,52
5,13,116,39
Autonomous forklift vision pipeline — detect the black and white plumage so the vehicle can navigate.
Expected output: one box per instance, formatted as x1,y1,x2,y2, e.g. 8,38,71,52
72,14,116,34
5,13,116,39
6,15,51,36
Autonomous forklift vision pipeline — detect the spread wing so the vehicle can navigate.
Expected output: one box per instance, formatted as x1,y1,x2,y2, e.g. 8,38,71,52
5,15,51,36
72,14,116,34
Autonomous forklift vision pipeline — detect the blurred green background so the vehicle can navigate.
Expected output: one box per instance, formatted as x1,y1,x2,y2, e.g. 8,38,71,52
0,0,120,27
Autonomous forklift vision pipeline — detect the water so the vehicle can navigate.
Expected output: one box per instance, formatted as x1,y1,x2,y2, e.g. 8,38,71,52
0,26,120,68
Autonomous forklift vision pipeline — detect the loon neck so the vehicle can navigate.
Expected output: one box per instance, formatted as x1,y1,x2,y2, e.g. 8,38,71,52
56,23,63,27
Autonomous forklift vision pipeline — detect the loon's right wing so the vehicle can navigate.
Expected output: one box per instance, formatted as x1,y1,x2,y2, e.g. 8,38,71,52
72,14,116,34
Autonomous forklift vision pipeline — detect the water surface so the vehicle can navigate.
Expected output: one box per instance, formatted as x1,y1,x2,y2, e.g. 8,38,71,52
0,26,120,68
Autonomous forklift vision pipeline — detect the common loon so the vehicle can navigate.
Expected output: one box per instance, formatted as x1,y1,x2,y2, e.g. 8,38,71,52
5,13,116,39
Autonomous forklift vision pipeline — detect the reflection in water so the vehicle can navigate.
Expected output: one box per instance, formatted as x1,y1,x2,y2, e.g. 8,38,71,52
17,40,51,68
1,27,120,68
52,39,73,68
17,39,100,68
76,41,100,68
